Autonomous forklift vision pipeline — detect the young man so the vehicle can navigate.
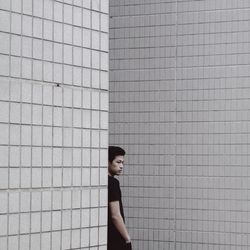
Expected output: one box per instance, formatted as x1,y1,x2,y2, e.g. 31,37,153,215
108,146,132,250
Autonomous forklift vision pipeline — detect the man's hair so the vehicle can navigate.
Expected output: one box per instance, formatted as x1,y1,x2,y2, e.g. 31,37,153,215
108,146,126,163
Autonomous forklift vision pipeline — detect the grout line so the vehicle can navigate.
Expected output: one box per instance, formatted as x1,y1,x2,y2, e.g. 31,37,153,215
28,1,34,249
6,1,12,248
174,1,178,249
79,1,84,249
40,0,45,249
88,0,93,247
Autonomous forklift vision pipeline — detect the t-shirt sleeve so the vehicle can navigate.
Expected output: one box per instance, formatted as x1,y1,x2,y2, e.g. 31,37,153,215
108,179,120,202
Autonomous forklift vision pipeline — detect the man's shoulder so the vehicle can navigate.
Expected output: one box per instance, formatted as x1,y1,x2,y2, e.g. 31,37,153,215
108,176,120,187
108,176,121,202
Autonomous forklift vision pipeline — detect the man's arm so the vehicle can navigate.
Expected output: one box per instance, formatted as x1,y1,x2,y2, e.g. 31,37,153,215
109,200,131,242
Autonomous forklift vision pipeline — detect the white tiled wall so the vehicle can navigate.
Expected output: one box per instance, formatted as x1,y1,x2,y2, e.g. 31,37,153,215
110,0,250,249
0,0,108,249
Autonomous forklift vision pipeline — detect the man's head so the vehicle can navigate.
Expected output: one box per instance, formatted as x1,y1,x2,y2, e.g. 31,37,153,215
108,146,126,176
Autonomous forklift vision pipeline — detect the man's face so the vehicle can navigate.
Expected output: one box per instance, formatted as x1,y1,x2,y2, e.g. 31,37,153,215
108,155,124,176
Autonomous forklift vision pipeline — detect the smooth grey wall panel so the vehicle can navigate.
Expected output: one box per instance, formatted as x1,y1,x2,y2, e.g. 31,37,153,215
110,0,250,249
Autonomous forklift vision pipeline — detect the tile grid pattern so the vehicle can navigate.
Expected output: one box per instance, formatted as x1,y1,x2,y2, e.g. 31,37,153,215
110,1,177,249
0,0,109,249
110,0,250,249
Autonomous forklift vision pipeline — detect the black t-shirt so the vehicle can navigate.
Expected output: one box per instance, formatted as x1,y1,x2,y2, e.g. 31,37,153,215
108,175,125,246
